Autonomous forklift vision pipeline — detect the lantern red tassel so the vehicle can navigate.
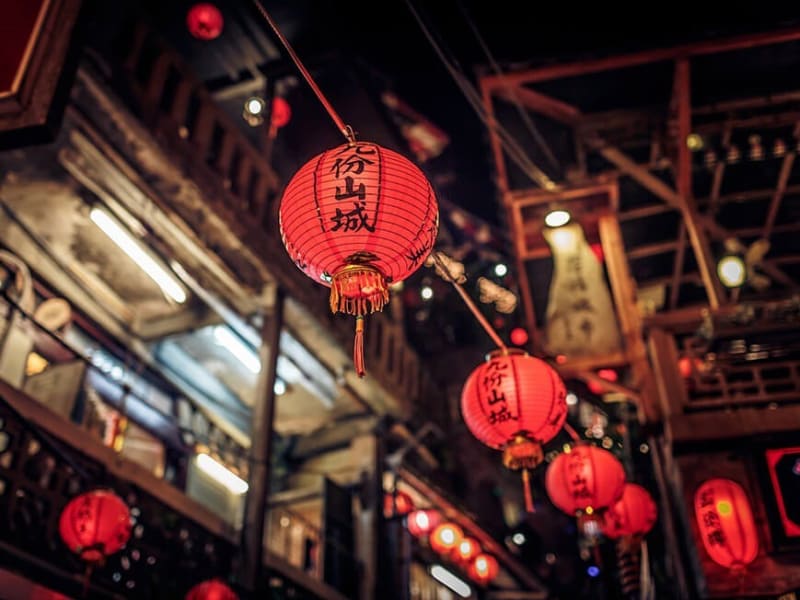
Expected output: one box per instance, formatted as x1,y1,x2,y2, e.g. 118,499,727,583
280,141,438,377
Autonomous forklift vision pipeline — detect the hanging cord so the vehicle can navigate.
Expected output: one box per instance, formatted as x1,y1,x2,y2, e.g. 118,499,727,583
455,0,561,172
251,0,354,144
402,0,556,190
430,251,507,351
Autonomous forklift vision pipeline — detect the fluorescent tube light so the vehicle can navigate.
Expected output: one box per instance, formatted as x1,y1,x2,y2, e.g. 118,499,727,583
213,326,261,373
196,453,248,495
89,207,186,303
430,565,471,598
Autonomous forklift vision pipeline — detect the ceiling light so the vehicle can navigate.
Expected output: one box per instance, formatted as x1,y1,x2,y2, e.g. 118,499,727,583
566,392,579,406
686,133,704,151
429,565,471,598
493,263,508,277
213,325,261,373
274,378,286,395
512,532,526,545
717,255,746,288
195,453,248,495
245,96,265,116
544,209,571,228
420,285,434,301
89,207,186,303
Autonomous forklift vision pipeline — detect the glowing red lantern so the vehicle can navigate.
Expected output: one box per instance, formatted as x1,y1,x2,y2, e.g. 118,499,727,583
270,97,292,129
461,349,567,511
468,553,499,585
59,490,131,562
452,536,480,563
280,141,438,376
509,327,528,346
384,490,415,518
602,483,657,540
429,522,463,554
185,579,238,600
693,478,758,569
407,509,441,538
545,444,625,531
588,368,618,394
186,3,224,41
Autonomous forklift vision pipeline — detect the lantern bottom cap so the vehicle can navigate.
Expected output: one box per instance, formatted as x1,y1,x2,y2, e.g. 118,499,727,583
502,436,544,470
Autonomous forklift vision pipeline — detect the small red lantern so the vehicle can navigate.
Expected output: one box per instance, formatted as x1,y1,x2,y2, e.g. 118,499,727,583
270,97,292,130
545,444,626,531
693,478,758,569
468,553,499,585
429,522,463,555
186,3,224,41
602,483,657,540
407,509,441,538
384,490,415,518
59,490,131,563
280,141,438,376
452,536,480,563
186,579,238,600
461,349,567,512
588,368,618,394
509,327,529,346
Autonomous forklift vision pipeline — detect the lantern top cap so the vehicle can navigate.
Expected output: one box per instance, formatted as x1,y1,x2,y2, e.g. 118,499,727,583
485,348,528,360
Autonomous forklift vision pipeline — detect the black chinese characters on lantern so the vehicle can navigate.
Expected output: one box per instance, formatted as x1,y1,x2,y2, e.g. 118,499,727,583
280,141,438,377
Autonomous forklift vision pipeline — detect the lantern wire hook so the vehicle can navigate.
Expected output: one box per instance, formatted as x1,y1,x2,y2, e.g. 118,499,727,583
251,0,354,143
430,251,507,351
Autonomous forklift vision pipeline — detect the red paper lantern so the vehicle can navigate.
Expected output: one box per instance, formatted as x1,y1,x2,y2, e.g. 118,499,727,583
509,327,529,346
429,523,463,554
452,536,480,563
186,579,238,600
270,97,292,129
186,3,224,41
460,349,567,511
280,141,438,376
602,483,657,540
545,444,625,530
384,490,415,518
693,478,758,569
407,509,441,538
468,553,499,585
59,490,131,562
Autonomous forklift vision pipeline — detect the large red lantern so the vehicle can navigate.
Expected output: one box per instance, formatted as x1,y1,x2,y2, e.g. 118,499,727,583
468,553,499,585
407,509,441,538
280,141,438,376
384,490,415,518
693,478,758,569
460,349,567,511
186,579,238,600
59,490,131,563
429,522,463,555
545,444,625,532
186,4,224,41
602,483,657,540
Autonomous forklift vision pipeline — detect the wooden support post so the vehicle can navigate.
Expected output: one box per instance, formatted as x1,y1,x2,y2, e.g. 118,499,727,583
241,285,284,593
646,328,690,423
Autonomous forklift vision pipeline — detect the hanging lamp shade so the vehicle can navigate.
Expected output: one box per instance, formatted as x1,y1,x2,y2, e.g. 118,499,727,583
602,483,657,540
383,490,415,518
407,509,441,538
468,553,499,585
545,444,625,531
280,141,438,376
460,349,568,511
429,522,463,554
693,478,758,569
59,490,131,562
185,579,239,600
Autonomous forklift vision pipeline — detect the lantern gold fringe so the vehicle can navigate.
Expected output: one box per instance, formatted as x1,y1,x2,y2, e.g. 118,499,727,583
329,265,389,316
503,436,544,513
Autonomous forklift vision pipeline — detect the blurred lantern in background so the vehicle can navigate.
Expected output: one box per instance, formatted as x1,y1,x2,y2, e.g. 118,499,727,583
186,3,224,41
384,490,415,518
452,537,480,564
587,368,618,395
430,523,464,554
280,141,438,377
545,444,626,535
185,579,238,600
59,489,131,563
270,97,292,129
468,553,499,585
407,509,442,538
461,349,567,512
694,478,759,569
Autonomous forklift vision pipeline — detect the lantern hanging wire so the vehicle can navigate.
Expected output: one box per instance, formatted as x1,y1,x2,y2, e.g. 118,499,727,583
251,0,355,144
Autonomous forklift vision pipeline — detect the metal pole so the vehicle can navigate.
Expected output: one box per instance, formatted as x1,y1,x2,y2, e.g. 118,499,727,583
241,285,284,593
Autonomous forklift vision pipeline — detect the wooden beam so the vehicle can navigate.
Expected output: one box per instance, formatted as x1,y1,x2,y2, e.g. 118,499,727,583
764,150,796,239
493,85,583,125
481,26,800,90
646,328,689,420
674,60,693,201
480,79,511,197
669,403,800,443
669,223,688,309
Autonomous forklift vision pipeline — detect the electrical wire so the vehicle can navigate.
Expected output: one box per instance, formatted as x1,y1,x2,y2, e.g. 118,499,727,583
402,0,557,190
